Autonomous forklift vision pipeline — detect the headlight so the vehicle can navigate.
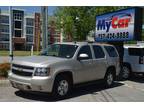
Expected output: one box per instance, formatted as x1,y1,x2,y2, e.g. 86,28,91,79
34,67,50,76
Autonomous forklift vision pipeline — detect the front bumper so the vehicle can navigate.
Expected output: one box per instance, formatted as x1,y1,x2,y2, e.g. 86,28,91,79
8,71,54,93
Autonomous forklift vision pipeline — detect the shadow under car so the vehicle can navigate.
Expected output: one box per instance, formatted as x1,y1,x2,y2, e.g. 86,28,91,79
15,81,124,102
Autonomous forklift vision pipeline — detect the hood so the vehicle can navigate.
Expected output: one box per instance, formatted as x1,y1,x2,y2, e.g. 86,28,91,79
12,56,67,66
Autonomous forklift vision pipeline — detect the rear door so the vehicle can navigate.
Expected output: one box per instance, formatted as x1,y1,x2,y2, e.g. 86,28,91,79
104,46,119,72
91,45,107,80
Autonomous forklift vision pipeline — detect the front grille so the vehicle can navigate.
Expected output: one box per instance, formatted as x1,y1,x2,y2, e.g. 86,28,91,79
12,64,34,70
12,69,33,77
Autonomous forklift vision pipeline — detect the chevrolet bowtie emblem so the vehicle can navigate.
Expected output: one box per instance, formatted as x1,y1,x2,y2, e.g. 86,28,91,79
18,68,23,72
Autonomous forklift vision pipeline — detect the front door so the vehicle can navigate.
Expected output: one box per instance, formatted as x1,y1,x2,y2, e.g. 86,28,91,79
74,45,94,83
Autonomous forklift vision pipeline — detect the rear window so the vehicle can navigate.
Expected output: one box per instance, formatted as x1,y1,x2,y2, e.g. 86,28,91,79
128,48,144,56
104,46,118,57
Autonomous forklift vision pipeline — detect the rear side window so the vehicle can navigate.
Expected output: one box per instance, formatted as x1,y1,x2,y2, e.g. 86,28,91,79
104,46,118,57
93,45,105,59
128,48,144,56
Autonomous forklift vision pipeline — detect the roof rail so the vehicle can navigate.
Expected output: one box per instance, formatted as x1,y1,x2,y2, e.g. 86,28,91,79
86,41,94,43
74,41,77,44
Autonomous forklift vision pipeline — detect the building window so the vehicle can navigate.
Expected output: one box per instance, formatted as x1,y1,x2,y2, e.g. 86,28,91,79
15,21,22,29
0,25,9,33
26,27,33,34
0,16,9,24
0,43,9,50
0,34,9,41
26,44,33,51
26,18,34,26
15,30,21,37
26,35,33,42
14,13,23,20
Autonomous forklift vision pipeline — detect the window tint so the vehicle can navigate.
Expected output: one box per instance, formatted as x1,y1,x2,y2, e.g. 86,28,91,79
128,48,144,56
104,46,118,57
78,45,92,59
93,45,105,59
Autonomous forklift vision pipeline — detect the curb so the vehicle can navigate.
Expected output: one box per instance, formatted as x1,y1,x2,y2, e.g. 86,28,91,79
0,79,10,87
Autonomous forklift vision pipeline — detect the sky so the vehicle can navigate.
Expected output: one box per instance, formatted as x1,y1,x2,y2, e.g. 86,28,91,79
0,6,57,16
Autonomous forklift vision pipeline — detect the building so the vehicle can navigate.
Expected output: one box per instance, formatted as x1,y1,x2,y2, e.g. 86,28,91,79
0,9,35,51
0,11,10,50
25,14,35,51
48,19,61,44
0,8,61,51
33,13,41,51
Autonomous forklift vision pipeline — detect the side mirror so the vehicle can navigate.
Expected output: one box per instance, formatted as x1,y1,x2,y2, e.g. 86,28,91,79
78,54,89,60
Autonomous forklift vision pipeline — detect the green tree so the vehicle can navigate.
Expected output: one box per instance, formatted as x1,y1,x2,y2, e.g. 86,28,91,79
55,7,76,41
55,6,128,41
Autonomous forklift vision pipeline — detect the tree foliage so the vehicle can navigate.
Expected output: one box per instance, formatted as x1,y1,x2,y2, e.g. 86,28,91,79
54,6,128,41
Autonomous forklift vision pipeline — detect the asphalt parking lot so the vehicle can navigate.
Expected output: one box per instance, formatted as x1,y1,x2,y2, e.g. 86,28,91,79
0,75,144,102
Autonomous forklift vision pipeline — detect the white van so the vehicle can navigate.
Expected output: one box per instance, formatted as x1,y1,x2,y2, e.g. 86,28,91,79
122,44,144,79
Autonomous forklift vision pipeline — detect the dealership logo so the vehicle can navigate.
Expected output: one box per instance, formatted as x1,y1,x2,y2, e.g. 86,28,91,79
96,13,132,32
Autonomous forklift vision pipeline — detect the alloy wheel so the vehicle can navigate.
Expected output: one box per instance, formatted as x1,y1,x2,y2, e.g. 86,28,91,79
122,66,130,79
107,73,113,86
57,80,69,96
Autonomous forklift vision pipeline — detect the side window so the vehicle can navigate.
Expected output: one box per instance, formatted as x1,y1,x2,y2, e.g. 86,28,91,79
104,46,118,57
128,48,144,56
93,45,105,59
78,45,92,59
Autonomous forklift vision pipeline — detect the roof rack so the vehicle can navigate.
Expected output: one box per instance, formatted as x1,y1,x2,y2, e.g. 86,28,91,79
86,41,94,43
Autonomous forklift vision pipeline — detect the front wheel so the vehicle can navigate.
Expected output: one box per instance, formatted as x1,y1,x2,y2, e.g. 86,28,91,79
104,70,114,87
52,75,71,98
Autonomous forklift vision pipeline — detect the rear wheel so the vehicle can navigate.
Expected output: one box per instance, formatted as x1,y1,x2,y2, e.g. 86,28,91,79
104,69,115,87
122,65,130,79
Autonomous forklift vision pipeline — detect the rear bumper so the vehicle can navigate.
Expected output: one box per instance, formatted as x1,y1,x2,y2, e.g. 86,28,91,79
8,71,54,93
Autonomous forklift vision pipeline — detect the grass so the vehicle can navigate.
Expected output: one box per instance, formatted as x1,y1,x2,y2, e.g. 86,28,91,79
0,51,40,56
0,51,40,78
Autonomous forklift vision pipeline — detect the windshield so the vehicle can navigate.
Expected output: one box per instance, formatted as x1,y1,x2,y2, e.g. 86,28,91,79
41,44,78,58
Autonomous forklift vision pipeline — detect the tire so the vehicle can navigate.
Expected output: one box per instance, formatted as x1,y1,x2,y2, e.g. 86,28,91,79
52,75,71,99
104,69,115,87
142,73,144,77
122,65,130,79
